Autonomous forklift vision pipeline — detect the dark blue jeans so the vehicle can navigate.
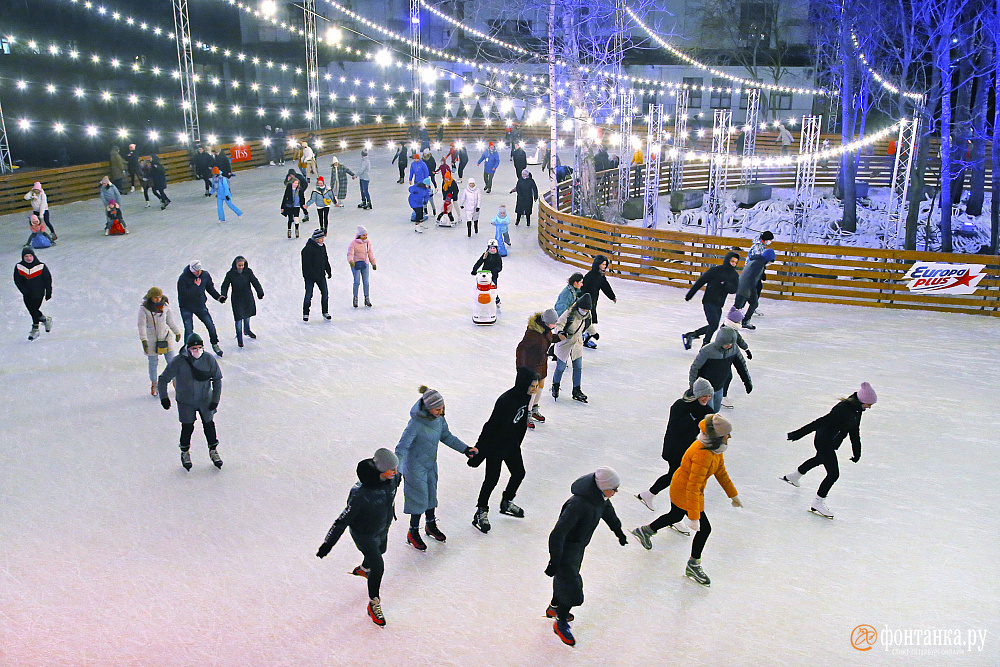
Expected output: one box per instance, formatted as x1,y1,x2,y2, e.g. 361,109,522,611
689,302,723,342
359,179,371,204
303,277,329,316
180,306,218,345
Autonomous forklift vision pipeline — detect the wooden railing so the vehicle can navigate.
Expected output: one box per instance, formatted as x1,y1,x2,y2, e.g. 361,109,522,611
537,194,1000,317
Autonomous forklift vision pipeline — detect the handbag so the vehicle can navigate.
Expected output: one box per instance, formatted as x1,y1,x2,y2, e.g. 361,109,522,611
323,197,332,207
155,339,169,353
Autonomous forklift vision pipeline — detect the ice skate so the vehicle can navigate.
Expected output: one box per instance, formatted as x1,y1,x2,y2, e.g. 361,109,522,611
681,333,692,350
721,396,734,409
180,450,192,471
809,496,834,519
212,343,224,357
364,298,372,308
553,619,575,646
294,224,300,238
303,315,309,322
743,323,756,330
550,382,560,401
526,419,535,430
145,201,151,208
545,606,573,621
583,333,597,349
571,387,588,403
351,565,370,579
323,313,331,320
424,521,447,542
499,499,524,518
28,325,39,341
781,471,802,487
43,316,53,332
631,525,655,550
208,445,223,469
668,523,691,536
245,329,256,339
288,229,292,239
636,491,656,511
151,382,158,397
406,527,427,550
354,297,358,308
472,507,491,533
685,558,711,587
530,406,545,423
368,597,386,627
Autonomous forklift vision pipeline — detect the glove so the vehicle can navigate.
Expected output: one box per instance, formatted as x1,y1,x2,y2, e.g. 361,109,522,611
745,349,752,360
744,382,753,394
544,561,557,577
684,294,692,301
208,401,219,412
161,397,171,410
175,333,182,342
464,447,478,458
349,261,355,269
850,455,860,463
316,542,333,559
686,517,701,532
142,340,149,354
326,271,332,279
259,293,264,299
471,270,476,275
731,496,743,508
591,333,599,341
372,265,377,271
218,295,227,303
618,533,628,546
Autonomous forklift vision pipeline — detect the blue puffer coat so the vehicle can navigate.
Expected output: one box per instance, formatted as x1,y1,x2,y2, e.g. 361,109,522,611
395,399,469,514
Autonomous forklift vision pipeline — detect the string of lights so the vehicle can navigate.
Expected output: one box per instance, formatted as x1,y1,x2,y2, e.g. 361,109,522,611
851,31,925,103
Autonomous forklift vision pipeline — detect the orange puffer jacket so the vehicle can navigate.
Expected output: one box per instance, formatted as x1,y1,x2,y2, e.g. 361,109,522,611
669,441,738,520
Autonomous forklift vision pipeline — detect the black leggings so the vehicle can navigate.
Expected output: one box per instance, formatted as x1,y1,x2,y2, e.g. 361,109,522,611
179,420,217,451
477,448,525,509
356,534,387,599
689,302,723,341
23,295,45,325
200,174,212,192
798,447,840,497
515,213,531,225
34,210,55,235
151,187,168,203
649,504,711,559
285,208,300,230
317,207,330,232
409,508,436,528
649,459,681,495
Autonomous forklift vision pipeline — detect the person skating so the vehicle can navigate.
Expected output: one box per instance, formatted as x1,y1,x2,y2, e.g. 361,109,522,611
681,251,740,350
459,178,482,237
301,229,332,322
408,182,431,231
316,448,401,627
213,147,233,178
394,386,477,550
468,367,540,532
715,307,752,409
157,333,224,471
177,260,224,356
104,200,127,235
510,170,539,226
631,414,742,588
732,248,776,329
491,205,511,256
149,156,170,209
554,272,584,316
138,287,182,396
347,226,377,308
109,145,128,192
304,176,335,234
471,240,502,304
421,150,438,216
194,145,216,196
24,181,56,239
281,175,304,239
436,170,459,225
457,143,469,180
219,256,264,348
477,142,500,193
512,142,528,180
212,167,243,222
546,467,628,646
392,143,408,183
515,309,559,429
635,378,715,528
356,149,372,209
408,151,429,186
782,382,877,519
687,327,750,411
551,293,594,403
580,255,616,349
13,247,53,341
99,176,123,214
125,143,140,192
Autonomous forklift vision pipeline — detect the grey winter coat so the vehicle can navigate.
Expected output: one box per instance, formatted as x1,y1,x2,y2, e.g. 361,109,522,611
394,399,470,515
357,155,371,181
736,253,772,299
331,162,355,200
157,348,223,414
688,327,751,393
100,183,123,207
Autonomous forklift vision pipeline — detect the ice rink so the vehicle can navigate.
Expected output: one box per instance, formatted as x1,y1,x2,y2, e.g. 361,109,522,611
1,150,998,665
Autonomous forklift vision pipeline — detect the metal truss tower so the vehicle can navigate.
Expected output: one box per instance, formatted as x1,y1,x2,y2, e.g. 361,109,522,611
617,91,634,212
707,109,732,235
670,89,689,191
172,0,200,145
792,115,822,242
0,96,12,173
885,117,919,248
410,0,421,121
304,0,321,129
642,104,664,229
740,87,760,185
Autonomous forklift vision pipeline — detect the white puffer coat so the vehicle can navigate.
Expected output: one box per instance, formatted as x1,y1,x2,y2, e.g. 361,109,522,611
137,300,182,355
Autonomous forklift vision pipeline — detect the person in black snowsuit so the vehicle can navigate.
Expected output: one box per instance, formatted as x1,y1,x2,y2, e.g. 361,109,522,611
125,144,140,191
781,383,877,518
682,251,740,349
688,327,751,412
194,146,216,196
13,246,53,340
301,229,332,321
316,448,401,627
177,260,224,356
510,170,539,226
512,144,528,180
457,144,469,179
471,240,503,289
580,255,616,348
392,144,408,183
468,367,540,532
219,255,264,348
149,155,170,209
158,332,224,471
546,468,629,647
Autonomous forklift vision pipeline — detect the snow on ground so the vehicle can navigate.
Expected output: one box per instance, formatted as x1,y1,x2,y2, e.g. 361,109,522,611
1,151,998,666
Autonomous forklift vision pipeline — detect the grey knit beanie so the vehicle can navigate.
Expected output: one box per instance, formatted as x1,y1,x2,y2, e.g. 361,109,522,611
373,448,399,473
692,378,714,398
541,309,559,326
420,385,445,411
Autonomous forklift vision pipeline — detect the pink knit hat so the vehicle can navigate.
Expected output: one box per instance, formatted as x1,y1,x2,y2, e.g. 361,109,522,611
857,382,877,405
33,181,42,190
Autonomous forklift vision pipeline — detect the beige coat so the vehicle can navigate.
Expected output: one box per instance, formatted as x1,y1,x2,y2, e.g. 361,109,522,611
137,301,181,355
553,306,594,363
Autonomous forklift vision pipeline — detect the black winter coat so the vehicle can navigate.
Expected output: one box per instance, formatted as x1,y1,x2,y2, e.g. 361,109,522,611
215,152,233,177
788,395,865,458
150,161,167,189
323,459,401,546
512,148,528,175
582,255,616,324
458,147,469,167
220,260,264,320
281,181,306,212
686,251,740,308
512,175,538,215
13,249,53,301
301,238,331,281
177,267,221,311
469,367,538,465
472,251,503,276
194,151,215,176
662,397,714,462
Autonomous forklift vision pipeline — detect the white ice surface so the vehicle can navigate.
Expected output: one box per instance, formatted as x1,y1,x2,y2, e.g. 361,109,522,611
1,152,998,666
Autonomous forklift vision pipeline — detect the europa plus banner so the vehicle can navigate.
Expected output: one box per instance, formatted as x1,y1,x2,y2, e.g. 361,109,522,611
902,262,987,295
230,146,251,163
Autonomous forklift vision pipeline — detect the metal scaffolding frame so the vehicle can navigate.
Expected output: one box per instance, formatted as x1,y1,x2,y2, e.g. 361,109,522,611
707,109,732,235
0,96,12,174
642,103,664,229
885,116,920,248
792,114,822,242
410,0,421,120
303,0,321,130
740,87,760,185
669,89,689,192
171,0,200,146
617,90,634,212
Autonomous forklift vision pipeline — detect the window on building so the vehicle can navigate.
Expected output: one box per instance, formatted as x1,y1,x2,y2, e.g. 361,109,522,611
773,91,792,110
738,2,772,49
709,78,731,108
682,77,703,109
1,38,10,55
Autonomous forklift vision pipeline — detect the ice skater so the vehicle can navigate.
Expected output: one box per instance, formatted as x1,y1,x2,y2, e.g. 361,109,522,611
681,251,740,350
459,178,481,237
471,240,502,304
437,169,459,225
714,307,752,409
158,333,224,471
491,205,511,256
24,181,56,239
477,142,499,193
347,226,376,308
316,448,401,627
468,367,540,533
732,248,776,330
688,327,751,411
281,174,304,239
546,467,628,646
554,273,584,316
631,414,742,588
304,176,335,234
510,169,538,226
301,229,331,322
212,167,243,222
781,382,877,519
13,246,53,341
551,293,594,404
219,256,264,348
394,386,477,551
580,255,616,348
514,309,559,429
409,181,432,232
137,287,182,396
177,260,224,356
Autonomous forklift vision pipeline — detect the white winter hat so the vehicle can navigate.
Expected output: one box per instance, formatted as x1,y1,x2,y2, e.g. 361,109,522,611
357,225,368,237
189,260,203,273
468,178,476,186
594,467,621,491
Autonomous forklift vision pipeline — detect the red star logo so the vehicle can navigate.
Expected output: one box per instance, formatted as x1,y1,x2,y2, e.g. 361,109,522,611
952,270,977,287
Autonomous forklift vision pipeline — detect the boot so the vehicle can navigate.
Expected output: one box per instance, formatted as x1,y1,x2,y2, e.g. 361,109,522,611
631,525,656,550
810,496,834,519
406,527,427,551
472,507,491,533
474,220,479,234
44,316,53,332
288,228,292,239
636,491,656,511
364,298,372,308
212,343,224,357
550,382,560,401
553,619,575,646
245,329,256,339
28,325,39,341
721,396,734,409
367,597,386,627
323,313,331,320
151,382,158,397
424,520,447,542
781,471,803,487
681,333,692,350
545,605,574,621
208,444,223,469
571,387,588,403
530,405,545,422
295,224,300,238
180,450,192,471
685,558,711,586
499,499,524,518
467,221,472,237
353,296,358,308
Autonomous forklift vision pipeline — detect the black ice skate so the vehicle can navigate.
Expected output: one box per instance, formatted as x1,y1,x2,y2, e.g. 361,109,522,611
406,527,427,550
180,450,192,471
499,499,524,518
368,597,386,627
208,445,223,469
571,387,588,403
472,508,491,533
550,382,560,401
685,558,711,587
424,521,447,542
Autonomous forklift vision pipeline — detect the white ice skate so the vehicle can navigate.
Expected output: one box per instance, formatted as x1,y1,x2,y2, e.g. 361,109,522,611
781,471,803,487
809,496,834,519
636,491,656,511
